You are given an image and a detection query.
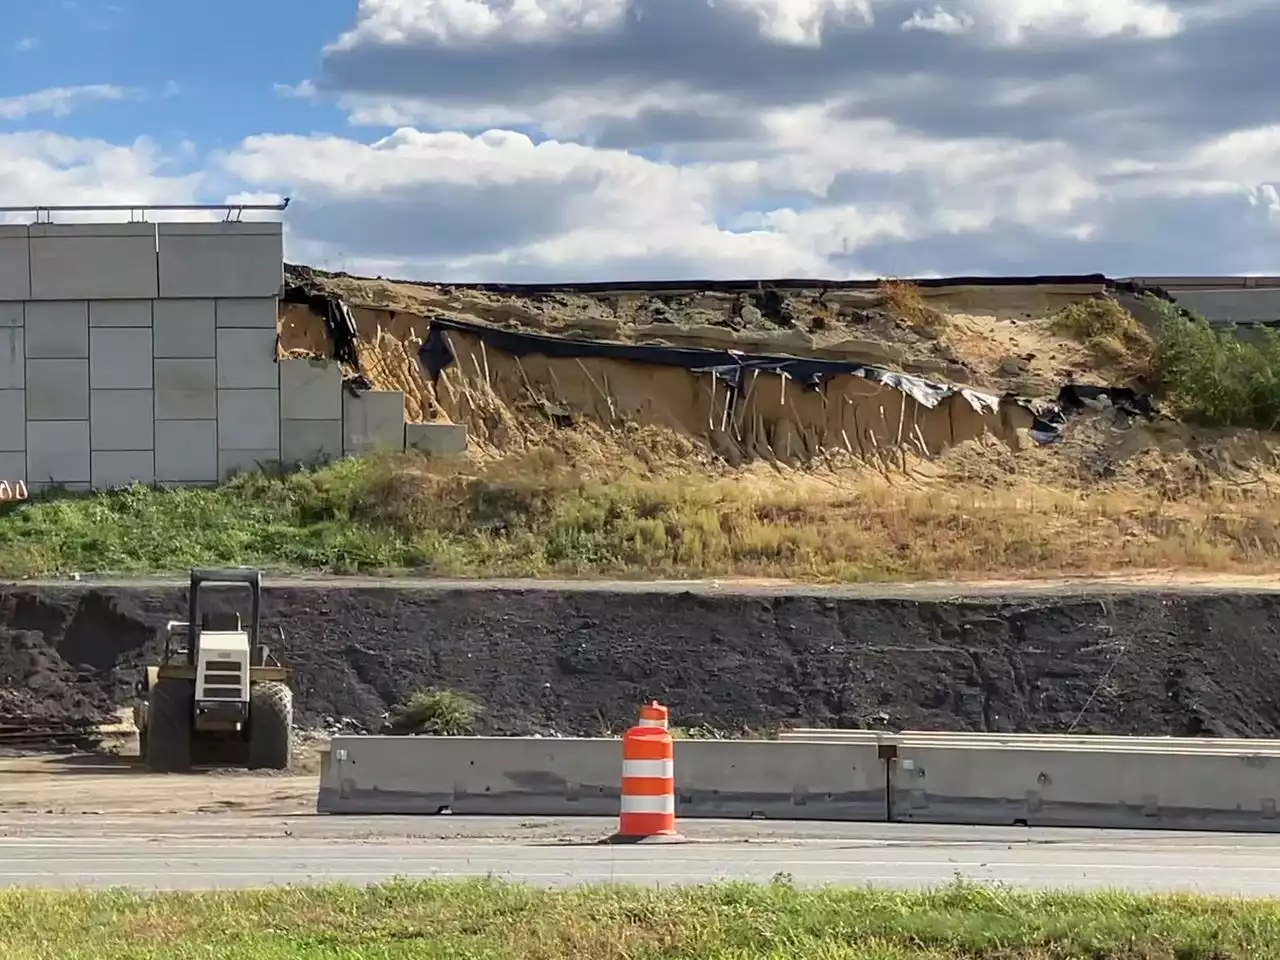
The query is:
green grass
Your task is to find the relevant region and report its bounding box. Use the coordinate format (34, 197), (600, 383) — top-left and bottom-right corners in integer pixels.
(1, 878), (1277, 959)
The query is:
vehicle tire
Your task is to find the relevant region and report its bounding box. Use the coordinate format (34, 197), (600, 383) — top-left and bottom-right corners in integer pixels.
(247, 681), (293, 771)
(145, 679), (194, 773)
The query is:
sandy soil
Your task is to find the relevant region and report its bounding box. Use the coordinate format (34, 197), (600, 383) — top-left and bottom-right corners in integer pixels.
(0, 752), (318, 817)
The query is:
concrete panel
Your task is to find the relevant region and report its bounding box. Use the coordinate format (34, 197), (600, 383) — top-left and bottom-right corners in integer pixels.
(26, 359), (88, 420)
(158, 222), (283, 299)
(90, 328), (152, 389)
(0, 226), (30, 300)
(218, 388), (279, 450)
(281, 419), (343, 465)
(343, 390), (405, 454)
(153, 299), (215, 358)
(0, 330), (21, 389)
(0, 390), (23, 451)
(279, 359), (341, 420)
(891, 744), (1280, 832)
(216, 328), (279, 389)
(155, 419), (217, 483)
(0, 451), (24, 485)
(89, 300), (152, 327)
(0, 303), (22, 327)
(91, 450), (154, 490)
(24, 301), (87, 358)
(219, 449), (281, 480)
(154, 358), (216, 420)
(216, 297), (278, 328)
(29, 223), (158, 300)
(317, 736), (887, 821)
(1173, 289), (1280, 325)
(27, 420), (89, 484)
(405, 422), (468, 455)
(91, 389), (154, 451)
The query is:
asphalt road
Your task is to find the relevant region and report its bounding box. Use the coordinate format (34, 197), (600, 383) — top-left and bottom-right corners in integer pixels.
(6, 817), (1280, 894)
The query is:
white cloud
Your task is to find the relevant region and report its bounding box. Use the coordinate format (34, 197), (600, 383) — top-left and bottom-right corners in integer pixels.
(901, 7), (974, 34)
(0, 0), (1277, 281)
(0, 133), (204, 222)
(0, 85), (135, 121)
(14, 37), (38, 52)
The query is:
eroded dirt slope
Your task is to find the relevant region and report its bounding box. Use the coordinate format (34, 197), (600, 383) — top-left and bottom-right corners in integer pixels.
(5, 582), (1280, 739)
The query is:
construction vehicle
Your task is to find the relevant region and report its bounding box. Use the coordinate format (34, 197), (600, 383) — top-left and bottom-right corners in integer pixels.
(133, 568), (293, 772)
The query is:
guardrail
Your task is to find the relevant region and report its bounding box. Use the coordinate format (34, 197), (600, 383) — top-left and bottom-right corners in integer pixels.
(318, 730), (1280, 832)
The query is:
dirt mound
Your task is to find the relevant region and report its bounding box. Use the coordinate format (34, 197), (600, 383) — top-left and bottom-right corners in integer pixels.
(6, 582), (1280, 739)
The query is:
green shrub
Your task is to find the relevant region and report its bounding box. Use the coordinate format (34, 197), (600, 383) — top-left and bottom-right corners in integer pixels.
(1148, 296), (1280, 429)
(388, 688), (483, 736)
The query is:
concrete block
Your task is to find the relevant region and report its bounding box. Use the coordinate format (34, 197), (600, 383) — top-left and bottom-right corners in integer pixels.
(218, 388), (279, 450)
(343, 390), (405, 454)
(26, 359), (88, 420)
(0, 226), (30, 300)
(216, 328), (279, 389)
(155, 419), (217, 483)
(91, 389), (154, 450)
(891, 743), (1280, 832)
(317, 736), (889, 821)
(281, 419), (343, 465)
(27, 420), (90, 484)
(0, 451), (24, 485)
(91, 450), (154, 489)
(24, 301), (87, 358)
(90, 327), (153, 389)
(0, 329), (22, 389)
(0, 303), (22, 327)
(405, 422), (468, 455)
(279, 359), (341, 420)
(216, 297), (278, 328)
(157, 222), (283, 299)
(218, 449), (281, 480)
(154, 358), (216, 420)
(89, 300), (152, 327)
(29, 223), (158, 300)
(0, 390), (23, 451)
(153, 299), (215, 358)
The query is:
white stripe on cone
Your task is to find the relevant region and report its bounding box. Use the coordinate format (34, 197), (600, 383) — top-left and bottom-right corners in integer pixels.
(620, 793), (676, 814)
(621, 759), (674, 778)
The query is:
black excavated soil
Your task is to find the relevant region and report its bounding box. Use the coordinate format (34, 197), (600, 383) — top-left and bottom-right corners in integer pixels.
(3, 582), (1280, 738)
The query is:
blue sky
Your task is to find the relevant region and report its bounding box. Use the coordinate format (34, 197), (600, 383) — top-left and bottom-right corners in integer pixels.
(0, 0), (1277, 282)
(0, 0), (353, 149)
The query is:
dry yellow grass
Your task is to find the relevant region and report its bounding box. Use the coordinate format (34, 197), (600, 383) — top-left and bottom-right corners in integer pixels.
(6, 417), (1280, 581)
(878, 279), (950, 337)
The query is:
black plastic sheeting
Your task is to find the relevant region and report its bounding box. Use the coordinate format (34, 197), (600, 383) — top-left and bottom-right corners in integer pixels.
(281, 284), (361, 369)
(285, 261), (1118, 298)
(419, 315), (1002, 412)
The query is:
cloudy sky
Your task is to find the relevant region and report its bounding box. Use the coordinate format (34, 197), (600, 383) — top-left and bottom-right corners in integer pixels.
(1, 0), (1278, 282)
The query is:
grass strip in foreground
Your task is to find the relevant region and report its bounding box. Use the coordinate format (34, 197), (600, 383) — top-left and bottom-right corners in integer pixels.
(2, 878), (1279, 959)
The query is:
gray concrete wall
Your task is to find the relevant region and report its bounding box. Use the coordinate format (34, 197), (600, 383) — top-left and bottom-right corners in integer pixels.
(318, 735), (887, 820)
(0, 220), (466, 490)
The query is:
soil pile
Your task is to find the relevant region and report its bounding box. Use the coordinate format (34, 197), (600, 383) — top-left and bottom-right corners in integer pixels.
(5, 582), (1280, 739)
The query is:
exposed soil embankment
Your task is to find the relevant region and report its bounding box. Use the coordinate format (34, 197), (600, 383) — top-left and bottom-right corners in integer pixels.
(5, 582), (1280, 739)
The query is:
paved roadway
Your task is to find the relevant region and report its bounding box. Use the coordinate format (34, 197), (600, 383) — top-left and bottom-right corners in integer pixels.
(5, 816), (1280, 894)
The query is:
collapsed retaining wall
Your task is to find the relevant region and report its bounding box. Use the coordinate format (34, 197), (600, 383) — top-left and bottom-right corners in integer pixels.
(3, 582), (1280, 739)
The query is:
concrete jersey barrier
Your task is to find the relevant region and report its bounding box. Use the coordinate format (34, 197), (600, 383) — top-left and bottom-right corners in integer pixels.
(318, 736), (887, 820)
(318, 733), (1280, 832)
(891, 743), (1280, 831)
